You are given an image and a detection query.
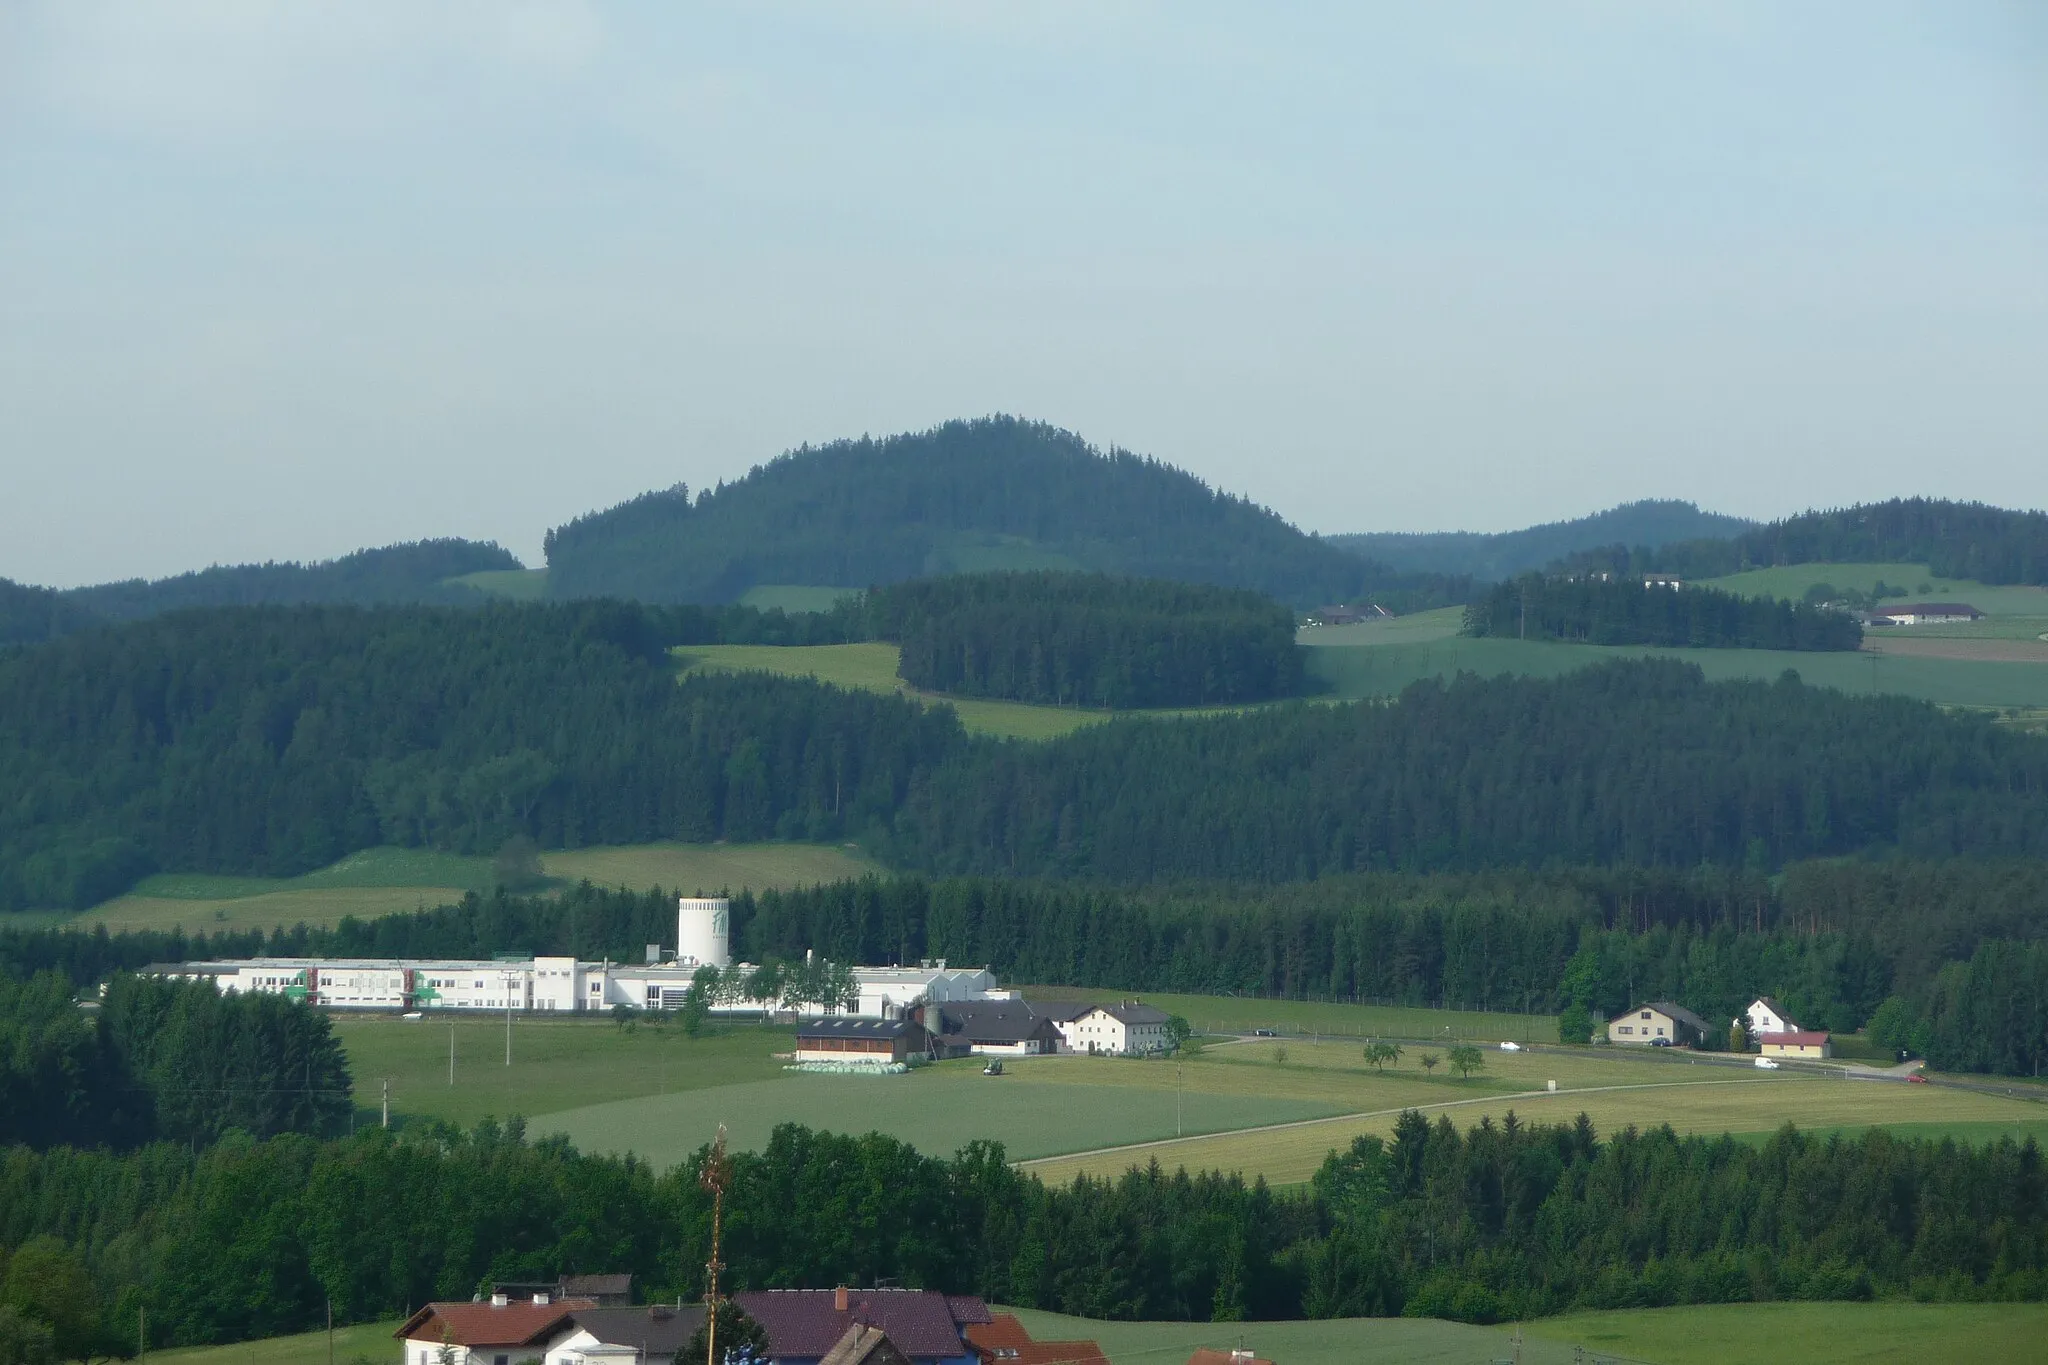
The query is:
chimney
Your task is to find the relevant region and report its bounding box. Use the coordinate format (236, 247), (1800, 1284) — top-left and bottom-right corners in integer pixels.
(490, 1292), (508, 1307)
(834, 1285), (849, 1313)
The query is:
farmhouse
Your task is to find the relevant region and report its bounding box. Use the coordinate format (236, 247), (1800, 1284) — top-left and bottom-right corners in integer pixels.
(1864, 602), (1984, 626)
(967, 1313), (1110, 1365)
(493, 1274), (635, 1309)
(1744, 997), (1803, 1036)
(396, 1292), (594, 1365)
(921, 1001), (1063, 1057)
(1027, 1000), (1098, 1052)
(1068, 1002), (1173, 1055)
(794, 1016), (932, 1065)
(1759, 1030), (1833, 1060)
(1606, 1001), (1707, 1047)
(735, 1287), (990, 1365)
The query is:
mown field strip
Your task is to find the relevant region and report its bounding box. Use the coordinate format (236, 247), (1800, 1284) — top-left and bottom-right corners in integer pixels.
(1017, 1077), (1766, 1174)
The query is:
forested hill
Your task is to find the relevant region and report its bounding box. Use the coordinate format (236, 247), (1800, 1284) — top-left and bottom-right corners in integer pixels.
(542, 416), (1456, 609)
(5, 602), (2047, 908)
(1331, 499), (1753, 581)
(1556, 497), (2048, 585)
(0, 539), (521, 645)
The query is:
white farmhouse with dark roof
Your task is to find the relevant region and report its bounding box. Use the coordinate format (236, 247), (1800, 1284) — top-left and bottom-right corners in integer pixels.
(1068, 1002), (1172, 1055)
(1744, 997), (1803, 1036)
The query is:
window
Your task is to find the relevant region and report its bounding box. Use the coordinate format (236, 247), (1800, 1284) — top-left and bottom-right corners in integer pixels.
(1656, 1027), (1666, 1035)
(1618, 1026), (1633, 1035)
(1640, 1011), (1652, 1020)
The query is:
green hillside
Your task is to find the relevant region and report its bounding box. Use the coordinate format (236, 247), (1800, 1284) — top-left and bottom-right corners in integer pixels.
(541, 416), (1452, 608)
(1332, 498), (1752, 581)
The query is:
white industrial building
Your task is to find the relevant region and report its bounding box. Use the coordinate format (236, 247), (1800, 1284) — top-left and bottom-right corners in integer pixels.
(145, 897), (1014, 1021)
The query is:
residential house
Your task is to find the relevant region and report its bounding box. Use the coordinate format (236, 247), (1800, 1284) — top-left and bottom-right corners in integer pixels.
(1068, 1002), (1172, 1055)
(922, 1001), (1063, 1058)
(734, 1288), (989, 1365)
(395, 1293), (594, 1365)
(967, 1313), (1109, 1365)
(794, 1017), (933, 1065)
(1759, 1030), (1833, 1060)
(1743, 998), (1802, 1037)
(1606, 1002), (1707, 1047)
(540, 1304), (702, 1364)
(1027, 1000), (1098, 1053)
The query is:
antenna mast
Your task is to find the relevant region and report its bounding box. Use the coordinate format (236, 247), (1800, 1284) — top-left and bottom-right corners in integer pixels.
(702, 1124), (731, 1365)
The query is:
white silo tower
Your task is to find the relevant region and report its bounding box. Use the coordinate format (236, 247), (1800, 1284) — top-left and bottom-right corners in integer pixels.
(677, 897), (731, 968)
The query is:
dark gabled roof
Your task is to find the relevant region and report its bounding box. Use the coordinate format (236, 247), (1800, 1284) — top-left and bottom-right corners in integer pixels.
(796, 1016), (921, 1040)
(561, 1272), (633, 1299)
(1644, 1001), (1709, 1033)
(1099, 1003), (1170, 1026)
(735, 1289), (988, 1359)
(559, 1304), (704, 1353)
(1027, 1000), (1097, 1023)
(931, 1001), (1057, 1044)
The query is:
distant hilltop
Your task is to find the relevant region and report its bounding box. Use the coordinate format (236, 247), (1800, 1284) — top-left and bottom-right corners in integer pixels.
(1329, 500), (1755, 582)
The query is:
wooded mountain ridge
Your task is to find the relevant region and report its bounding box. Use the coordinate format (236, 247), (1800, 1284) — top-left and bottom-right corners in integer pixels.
(1331, 499), (1754, 581)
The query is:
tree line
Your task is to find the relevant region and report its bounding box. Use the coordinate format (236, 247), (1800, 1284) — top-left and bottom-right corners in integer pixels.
(541, 416), (1463, 610)
(1554, 497), (2048, 587)
(0, 972), (351, 1152)
(867, 571), (1302, 707)
(1, 1115), (2042, 1356)
(5, 601), (2048, 906)
(1463, 574), (1861, 650)
(9, 851), (2045, 1074)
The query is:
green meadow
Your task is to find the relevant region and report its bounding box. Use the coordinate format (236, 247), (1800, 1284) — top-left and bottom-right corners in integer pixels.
(446, 566), (550, 600)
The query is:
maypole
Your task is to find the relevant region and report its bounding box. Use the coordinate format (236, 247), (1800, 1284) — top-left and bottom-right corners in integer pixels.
(702, 1125), (731, 1365)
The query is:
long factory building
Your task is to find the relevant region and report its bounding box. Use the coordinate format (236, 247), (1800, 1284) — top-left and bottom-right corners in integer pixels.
(144, 896), (1010, 1019)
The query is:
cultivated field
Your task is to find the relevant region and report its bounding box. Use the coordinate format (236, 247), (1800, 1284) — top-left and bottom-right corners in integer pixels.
(1006, 1307), (1584, 1365)
(675, 642), (1116, 739)
(71, 840), (878, 933)
(1699, 562), (2048, 618)
(339, 1013), (2048, 1190)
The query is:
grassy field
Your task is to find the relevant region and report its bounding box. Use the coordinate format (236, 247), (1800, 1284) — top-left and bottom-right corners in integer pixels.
(145, 1319), (403, 1365)
(71, 840), (879, 933)
(737, 583), (857, 613)
(676, 642), (1115, 739)
(1304, 631), (2048, 709)
(447, 566), (550, 600)
(1699, 562), (2048, 617)
(1006, 1307), (1584, 1365)
(1020, 986), (1558, 1043)
(1525, 1301), (2048, 1365)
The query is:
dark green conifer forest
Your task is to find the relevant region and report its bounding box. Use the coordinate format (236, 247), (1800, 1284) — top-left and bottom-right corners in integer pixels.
(869, 571), (1302, 706)
(1463, 574), (1862, 650)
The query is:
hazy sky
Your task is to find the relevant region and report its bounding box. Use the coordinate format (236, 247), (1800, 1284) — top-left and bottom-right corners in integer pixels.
(3, 3), (2045, 586)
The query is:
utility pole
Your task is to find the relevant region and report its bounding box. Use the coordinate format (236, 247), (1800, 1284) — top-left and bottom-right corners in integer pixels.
(327, 1297), (334, 1365)
(449, 1020), (455, 1087)
(138, 1305), (146, 1363)
(702, 1126), (731, 1365)
(381, 1079), (390, 1130)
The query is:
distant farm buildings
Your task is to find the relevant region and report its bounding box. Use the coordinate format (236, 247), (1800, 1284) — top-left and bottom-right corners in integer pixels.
(1862, 602), (1984, 626)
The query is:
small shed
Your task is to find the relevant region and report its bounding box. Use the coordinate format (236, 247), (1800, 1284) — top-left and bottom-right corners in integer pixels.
(1759, 1030), (1833, 1060)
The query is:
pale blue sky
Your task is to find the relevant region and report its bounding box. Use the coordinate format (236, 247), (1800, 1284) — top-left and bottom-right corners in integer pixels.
(2, 3), (2044, 585)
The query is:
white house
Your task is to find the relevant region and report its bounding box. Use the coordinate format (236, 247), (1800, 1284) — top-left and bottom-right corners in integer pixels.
(1606, 1002), (1708, 1047)
(1067, 1002), (1172, 1055)
(1744, 997), (1803, 1036)
(538, 1305), (702, 1365)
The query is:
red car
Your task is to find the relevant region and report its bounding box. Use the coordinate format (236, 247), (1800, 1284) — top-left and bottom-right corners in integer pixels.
(1906, 1073), (1930, 1084)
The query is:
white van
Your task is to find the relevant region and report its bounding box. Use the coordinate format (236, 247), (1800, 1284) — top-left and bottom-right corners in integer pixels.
(1754, 1056), (1780, 1070)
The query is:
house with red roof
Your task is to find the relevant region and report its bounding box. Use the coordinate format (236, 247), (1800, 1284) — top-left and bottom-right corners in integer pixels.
(967, 1313), (1110, 1365)
(395, 1292), (594, 1365)
(1759, 1030), (1833, 1060)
